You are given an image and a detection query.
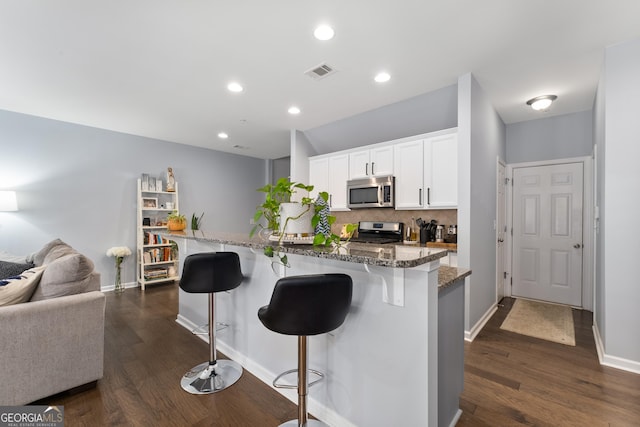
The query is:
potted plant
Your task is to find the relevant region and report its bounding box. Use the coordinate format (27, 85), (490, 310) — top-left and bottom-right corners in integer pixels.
(191, 212), (204, 230)
(167, 211), (187, 231)
(250, 177), (315, 240)
(250, 178), (357, 266)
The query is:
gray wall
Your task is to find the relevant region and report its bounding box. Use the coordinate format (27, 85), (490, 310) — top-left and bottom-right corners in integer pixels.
(0, 109), (266, 290)
(595, 38), (640, 364)
(303, 84), (458, 154)
(458, 73), (507, 334)
(506, 110), (593, 163)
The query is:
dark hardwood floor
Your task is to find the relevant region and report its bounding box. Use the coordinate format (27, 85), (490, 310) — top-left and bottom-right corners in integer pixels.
(458, 297), (640, 427)
(37, 282), (297, 426)
(38, 286), (640, 426)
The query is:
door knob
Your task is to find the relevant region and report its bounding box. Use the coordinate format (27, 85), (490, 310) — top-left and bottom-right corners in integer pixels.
(573, 243), (582, 248)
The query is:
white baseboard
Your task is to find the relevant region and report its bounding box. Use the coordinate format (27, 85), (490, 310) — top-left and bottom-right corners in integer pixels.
(448, 409), (462, 427)
(465, 305), (498, 342)
(592, 324), (640, 375)
(175, 315), (358, 427)
(101, 281), (137, 292)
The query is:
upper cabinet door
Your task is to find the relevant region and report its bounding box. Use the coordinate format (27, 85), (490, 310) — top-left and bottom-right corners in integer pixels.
(328, 154), (349, 210)
(348, 150), (370, 179)
(424, 133), (458, 208)
(309, 157), (329, 200)
(370, 146), (394, 177)
(393, 139), (424, 209)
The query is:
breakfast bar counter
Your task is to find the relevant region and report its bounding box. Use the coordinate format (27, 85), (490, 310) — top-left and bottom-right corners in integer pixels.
(164, 230), (469, 427)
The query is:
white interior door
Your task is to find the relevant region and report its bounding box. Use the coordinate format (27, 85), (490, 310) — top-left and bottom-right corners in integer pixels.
(496, 160), (506, 303)
(512, 163), (583, 307)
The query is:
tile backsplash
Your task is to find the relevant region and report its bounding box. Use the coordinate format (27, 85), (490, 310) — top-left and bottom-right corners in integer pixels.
(332, 208), (457, 236)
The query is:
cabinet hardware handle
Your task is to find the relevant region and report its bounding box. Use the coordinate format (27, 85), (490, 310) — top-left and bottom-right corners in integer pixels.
(329, 194), (332, 207)
(427, 188), (431, 205)
(365, 163), (369, 176)
(419, 188), (422, 205)
(371, 162), (375, 175)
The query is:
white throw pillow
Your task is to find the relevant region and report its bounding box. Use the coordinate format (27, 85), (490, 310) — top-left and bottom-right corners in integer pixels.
(0, 266), (46, 306)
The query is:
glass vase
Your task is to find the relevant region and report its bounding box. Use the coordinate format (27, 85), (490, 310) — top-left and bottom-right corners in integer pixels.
(114, 257), (124, 294)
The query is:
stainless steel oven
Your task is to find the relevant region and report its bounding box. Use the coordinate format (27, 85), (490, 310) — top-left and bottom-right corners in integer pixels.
(347, 175), (394, 209)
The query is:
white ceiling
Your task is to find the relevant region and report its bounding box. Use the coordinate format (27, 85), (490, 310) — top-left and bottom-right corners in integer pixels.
(1, 1), (639, 159)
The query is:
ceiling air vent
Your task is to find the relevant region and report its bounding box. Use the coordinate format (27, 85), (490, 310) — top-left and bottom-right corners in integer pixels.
(304, 63), (337, 80)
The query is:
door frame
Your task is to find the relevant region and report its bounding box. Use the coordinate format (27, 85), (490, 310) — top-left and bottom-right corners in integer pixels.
(506, 156), (594, 310)
(496, 157), (507, 304)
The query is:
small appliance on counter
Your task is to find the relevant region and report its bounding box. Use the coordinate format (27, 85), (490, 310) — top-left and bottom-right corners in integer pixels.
(445, 224), (457, 243)
(349, 221), (404, 244)
(435, 225), (445, 242)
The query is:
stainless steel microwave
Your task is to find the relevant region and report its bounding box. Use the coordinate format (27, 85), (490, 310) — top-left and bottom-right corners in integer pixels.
(347, 176), (395, 208)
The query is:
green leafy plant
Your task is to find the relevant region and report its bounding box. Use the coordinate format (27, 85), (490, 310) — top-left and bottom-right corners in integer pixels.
(191, 212), (204, 230)
(167, 211), (187, 231)
(250, 179), (357, 267)
(249, 177), (314, 238)
(167, 211), (186, 222)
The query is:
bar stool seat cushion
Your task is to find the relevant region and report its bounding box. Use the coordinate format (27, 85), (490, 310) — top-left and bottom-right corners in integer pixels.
(179, 252), (242, 294)
(258, 273), (352, 336)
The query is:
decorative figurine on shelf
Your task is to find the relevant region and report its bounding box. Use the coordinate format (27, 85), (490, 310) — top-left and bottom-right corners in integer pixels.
(106, 246), (132, 294)
(167, 167), (176, 192)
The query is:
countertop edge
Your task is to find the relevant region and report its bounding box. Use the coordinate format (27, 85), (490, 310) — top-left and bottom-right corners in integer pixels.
(438, 266), (472, 290)
(161, 230), (449, 268)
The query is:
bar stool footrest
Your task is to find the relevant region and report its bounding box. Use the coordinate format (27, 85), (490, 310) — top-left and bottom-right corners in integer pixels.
(191, 322), (230, 336)
(272, 368), (324, 389)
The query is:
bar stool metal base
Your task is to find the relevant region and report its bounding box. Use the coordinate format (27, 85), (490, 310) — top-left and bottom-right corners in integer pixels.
(180, 360), (242, 394)
(279, 419), (328, 427)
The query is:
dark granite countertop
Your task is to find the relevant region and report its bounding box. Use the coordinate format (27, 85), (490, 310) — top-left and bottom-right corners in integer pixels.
(162, 230), (448, 268)
(438, 266), (472, 290)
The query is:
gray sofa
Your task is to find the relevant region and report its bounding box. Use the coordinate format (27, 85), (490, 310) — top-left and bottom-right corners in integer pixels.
(0, 239), (106, 405)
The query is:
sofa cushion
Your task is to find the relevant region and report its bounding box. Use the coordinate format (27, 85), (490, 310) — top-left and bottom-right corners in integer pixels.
(30, 253), (95, 301)
(0, 260), (34, 280)
(0, 266), (46, 306)
(33, 239), (68, 266)
(42, 243), (76, 266)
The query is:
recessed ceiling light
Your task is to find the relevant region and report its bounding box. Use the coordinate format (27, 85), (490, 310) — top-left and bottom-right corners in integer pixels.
(314, 25), (335, 41)
(526, 94), (557, 111)
(288, 106), (301, 115)
(227, 82), (243, 93)
(374, 72), (391, 83)
(218, 132), (228, 139)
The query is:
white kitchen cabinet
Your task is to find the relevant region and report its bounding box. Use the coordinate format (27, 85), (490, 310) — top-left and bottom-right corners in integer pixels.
(424, 133), (458, 208)
(348, 146), (394, 179)
(393, 139), (424, 209)
(349, 150), (370, 179)
(309, 157), (329, 200)
(328, 154), (349, 210)
(309, 154), (349, 210)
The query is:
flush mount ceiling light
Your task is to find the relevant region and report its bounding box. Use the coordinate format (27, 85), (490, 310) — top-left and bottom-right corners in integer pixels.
(218, 132), (228, 139)
(313, 25), (335, 41)
(227, 82), (243, 93)
(526, 95), (557, 111)
(288, 106), (301, 115)
(374, 72), (391, 83)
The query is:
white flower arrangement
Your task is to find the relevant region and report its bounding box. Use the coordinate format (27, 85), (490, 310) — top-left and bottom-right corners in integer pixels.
(107, 246), (132, 258)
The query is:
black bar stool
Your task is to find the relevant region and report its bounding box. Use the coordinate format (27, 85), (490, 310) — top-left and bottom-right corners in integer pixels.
(179, 252), (243, 394)
(258, 274), (353, 427)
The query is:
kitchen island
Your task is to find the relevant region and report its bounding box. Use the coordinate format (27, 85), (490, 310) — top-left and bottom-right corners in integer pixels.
(164, 230), (470, 427)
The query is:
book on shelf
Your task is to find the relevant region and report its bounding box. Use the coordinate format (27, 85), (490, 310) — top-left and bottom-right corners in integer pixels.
(144, 247), (173, 263)
(145, 232), (170, 245)
(144, 268), (168, 280)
